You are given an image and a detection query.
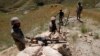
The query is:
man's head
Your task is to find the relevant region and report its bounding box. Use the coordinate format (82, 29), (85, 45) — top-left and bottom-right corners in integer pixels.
(11, 17), (20, 27)
(60, 10), (62, 12)
(78, 2), (81, 6)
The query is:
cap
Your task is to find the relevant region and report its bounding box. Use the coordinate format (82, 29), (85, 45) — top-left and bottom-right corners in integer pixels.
(51, 16), (56, 20)
(10, 17), (20, 25)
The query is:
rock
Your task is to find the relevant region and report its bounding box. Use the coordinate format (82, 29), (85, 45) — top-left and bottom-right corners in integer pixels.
(58, 44), (72, 56)
(52, 44), (64, 50)
(66, 29), (70, 33)
(87, 37), (93, 43)
(88, 32), (93, 36)
(17, 46), (41, 56)
(42, 46), (62, 56)
(17, 52), (29, 56)
(23, 10), (29, 14)
(35, 31), (51, 38)
(78, 34), (82, 38)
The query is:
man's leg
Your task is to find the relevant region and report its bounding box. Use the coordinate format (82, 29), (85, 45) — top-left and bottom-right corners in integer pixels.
(58, 24), (61, 34)
(59, 18), (63, 25)
(77, 13), (83, 23)
(61, 18), (63, 26)
(77, 12), (79, 20)
(15, 42), (25, 51)
(79, 13), (83, 23)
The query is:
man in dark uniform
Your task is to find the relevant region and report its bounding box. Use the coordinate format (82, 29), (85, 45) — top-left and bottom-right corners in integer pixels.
(76, 2), (83, 23)
(59, 10), (64, 26)
(11, 17), (26, 51)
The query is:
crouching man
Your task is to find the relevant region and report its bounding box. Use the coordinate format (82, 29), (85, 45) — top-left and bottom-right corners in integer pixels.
(11, 17), (26, 51)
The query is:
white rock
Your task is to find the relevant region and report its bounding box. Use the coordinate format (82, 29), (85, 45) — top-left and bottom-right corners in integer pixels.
(88, 32), (93, 36)
(41, 54), (46, 56)
(23, 11), (29, 14)
(78, 34), (82, 38)
(42, 46), (62, 56)
(17, 52), (29, 56)
(17, 46), (41, 56)
(66, 30), (70, 33)
(52, 44), (63, 50)
(38, 41), (44, 45)
(35, 31), (51, 38)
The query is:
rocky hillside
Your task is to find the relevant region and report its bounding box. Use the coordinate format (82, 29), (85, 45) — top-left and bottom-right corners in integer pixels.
(0, 0), (100, 56)
(0, 0), (34, 12)
(0, 16), (100, 56)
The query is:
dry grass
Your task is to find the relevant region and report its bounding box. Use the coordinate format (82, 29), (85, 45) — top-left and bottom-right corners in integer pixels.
(82, 9), (100, 21)
(94, 33), (100, 39)
(66, 6), (100, 22)
(80, 24), (88, 33)
(0, 4), (63, 51)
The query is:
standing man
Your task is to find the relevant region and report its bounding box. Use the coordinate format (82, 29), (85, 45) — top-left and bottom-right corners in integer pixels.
(49, 16), (57, 39)
(58, 10), (64, 33)
(59, 10), (64, 26)
(76, 2), (83, 23)
(11, 17), (26, 51)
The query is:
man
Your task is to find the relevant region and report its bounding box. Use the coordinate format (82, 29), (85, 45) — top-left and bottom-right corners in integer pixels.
(11, 17), (25, 51)
(49, 16), (57, 33)
(76, 2), (83, 23)
(49, 16), (57, 38)
(59, 10), (64, 26)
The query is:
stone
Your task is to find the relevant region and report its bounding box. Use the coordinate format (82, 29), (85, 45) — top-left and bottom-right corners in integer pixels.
(42, 46), (62, 56)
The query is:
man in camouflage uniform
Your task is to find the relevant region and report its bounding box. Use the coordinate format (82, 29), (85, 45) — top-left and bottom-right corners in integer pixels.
(11, 17), (25, 51)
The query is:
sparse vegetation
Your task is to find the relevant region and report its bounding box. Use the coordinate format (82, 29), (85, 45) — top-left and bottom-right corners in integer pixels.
(94, 33), (100, 39)
(80, 24), (88, 33)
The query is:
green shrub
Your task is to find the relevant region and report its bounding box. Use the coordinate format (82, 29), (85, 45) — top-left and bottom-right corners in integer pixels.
(94, 33), (99, 39)
(80, 24), (88, 33)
